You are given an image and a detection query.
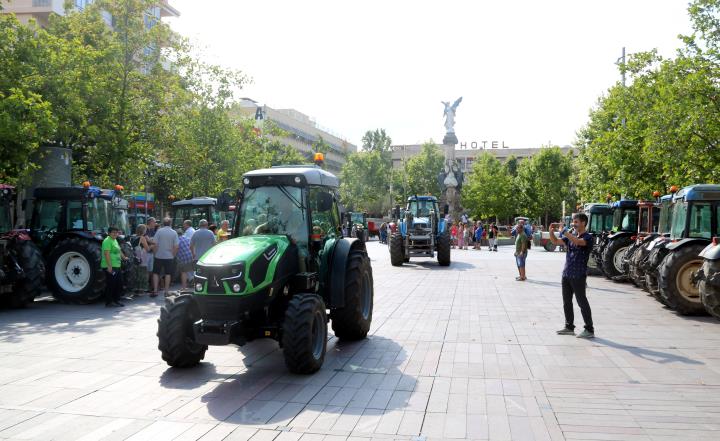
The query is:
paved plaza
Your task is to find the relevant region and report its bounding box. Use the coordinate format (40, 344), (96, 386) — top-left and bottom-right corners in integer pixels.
(1, 242), (720, 441)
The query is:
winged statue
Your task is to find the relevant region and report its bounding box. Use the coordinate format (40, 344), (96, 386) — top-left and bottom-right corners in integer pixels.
(442, 97), (463, 133)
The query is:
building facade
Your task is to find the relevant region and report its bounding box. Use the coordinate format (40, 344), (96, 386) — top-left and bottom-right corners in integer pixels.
(0, 0), (179, 27)
(392, 144), (576, 174)
(233, 99), (354, 175)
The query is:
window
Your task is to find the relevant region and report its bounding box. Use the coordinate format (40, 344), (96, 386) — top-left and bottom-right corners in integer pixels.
(670, 203), (687, 239)
(658, 200), (672, 234)
(639, 207), (649, 234)
(238, 186), (307, 245)
(66, 200), (84, 230)
(87, 198), (111, 233)
(309, 187), (340, 240)
(688, 202), (712, 239)
(0, 201), (11, 233)
(32, 200), (62, 231)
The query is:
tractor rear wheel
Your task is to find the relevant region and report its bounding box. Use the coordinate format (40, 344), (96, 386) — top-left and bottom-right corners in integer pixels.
(4, 240), (44, 308)
(601, 236), (633, 279)
(389, 233), (404, 266)
(437, 232), (451, 266)
(283, 294), (327, 374)
(699, 260), (720, 320)
(47, 237), (105, 304)
(332, 251), (373, 340)
(157, 294), (207, 367)
(658, 244), (706, 315)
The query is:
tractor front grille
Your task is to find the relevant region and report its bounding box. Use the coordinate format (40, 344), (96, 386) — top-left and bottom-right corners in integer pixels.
(196, 263), (244, 294)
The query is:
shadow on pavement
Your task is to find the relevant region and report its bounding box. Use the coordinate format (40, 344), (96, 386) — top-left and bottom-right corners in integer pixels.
(592, 337), (703, 365)
(404, 260), (475, 271)
(159, 335), (417, 423)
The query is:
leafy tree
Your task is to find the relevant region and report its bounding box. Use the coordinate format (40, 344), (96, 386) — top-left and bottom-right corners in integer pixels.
(516, 147), (575, 226)
(463, 152), (514, 222)
(361, 128), (392, 154)
(404, 142), (444, 196)
(339, 150), (391, 214)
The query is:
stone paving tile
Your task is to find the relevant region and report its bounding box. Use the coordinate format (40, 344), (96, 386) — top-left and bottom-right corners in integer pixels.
(3, 243), (720, 440)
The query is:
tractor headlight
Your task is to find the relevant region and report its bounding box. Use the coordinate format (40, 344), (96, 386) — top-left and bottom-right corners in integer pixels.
(195, 282), (203, 292)
(232, 283), (242, 293)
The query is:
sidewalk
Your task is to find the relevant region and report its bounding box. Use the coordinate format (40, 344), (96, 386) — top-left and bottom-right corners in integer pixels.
(1, 242), (719, 440)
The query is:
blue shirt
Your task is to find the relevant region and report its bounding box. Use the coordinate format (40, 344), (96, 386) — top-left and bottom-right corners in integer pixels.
(562, 231), (593, 278)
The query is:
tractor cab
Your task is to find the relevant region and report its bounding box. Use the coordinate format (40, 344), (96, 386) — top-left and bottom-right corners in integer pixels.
(610, 200), (639, 233)
(583, 203), (613, 236)
(172, 196), (235, 230)
(160, 162), (374, 375)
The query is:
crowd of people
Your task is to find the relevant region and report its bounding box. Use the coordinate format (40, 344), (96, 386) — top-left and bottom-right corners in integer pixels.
(101, 217), (231, 307)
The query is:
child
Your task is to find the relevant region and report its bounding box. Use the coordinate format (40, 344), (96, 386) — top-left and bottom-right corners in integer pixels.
(474, 223), (483, 250)
(457, 224), (465, 249)
(450, 222), (458, 249)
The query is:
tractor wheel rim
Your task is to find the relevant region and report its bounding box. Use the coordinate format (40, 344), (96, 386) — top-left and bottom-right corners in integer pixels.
(676, 259), (702, 302)
(311, 310), (325, 360)
(613, 246), (629, 273)
(55, 252), (91, 293)
(361, 271), (371, 320)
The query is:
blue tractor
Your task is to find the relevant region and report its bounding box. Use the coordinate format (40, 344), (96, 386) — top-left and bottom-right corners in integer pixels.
(389, 196), (450, 266)
(656, 185), (720, 315)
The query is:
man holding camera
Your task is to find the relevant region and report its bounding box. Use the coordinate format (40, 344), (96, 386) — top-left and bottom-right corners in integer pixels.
(548, 213), (595, 338)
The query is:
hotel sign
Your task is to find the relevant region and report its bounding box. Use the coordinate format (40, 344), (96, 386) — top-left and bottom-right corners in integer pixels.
(458, 141), (510, 149)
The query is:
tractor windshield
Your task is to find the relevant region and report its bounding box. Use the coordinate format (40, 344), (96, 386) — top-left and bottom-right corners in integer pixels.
(408, 199), (435, 217)
(351, 212), (364, 225)
(612, 208), (637, 232)
(87, 198), (112, 233)
(0, 201), (11, 232)
(238, 186), (307, 244)
(113, 208), (131, 236)
(657, 200), (672, 234)
(173, 206), (213, 229)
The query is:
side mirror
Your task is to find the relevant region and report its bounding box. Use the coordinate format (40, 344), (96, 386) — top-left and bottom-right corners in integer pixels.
(316, 192), (333, 212)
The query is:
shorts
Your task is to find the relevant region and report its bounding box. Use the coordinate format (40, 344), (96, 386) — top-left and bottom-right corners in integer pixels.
(152, 258), (176, 276)
(177, 260), (194, 273)
(515, 253), (527, 268)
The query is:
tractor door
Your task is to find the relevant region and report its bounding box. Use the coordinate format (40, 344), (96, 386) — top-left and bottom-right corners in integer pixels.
(30, 199), (64, 250)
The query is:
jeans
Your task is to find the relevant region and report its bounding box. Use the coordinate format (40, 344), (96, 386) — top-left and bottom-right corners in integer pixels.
(515, 252), (527, 267)
(562, 276), (593, 332)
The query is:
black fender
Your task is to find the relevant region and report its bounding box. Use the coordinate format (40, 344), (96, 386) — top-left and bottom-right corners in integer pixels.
(328, 237), (365, 309)
(44, 231), (101, 254)
(665, 237), (711, 252)
(700, 243), (720, 261)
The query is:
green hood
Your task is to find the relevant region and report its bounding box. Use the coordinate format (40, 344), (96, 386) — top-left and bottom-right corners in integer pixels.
(199, 235), (289, 265)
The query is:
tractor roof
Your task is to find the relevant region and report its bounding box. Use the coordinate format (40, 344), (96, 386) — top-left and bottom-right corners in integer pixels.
(406, 195), (438, 202)
(582, 203), (611, 213)
(34, 186), (102, 200)
(673, 184), (720, 202)
(660, 194), (673, 202)
(243, 165), (339, 188)
(611, 200), (638, 209)
(172, 197), (217, 207)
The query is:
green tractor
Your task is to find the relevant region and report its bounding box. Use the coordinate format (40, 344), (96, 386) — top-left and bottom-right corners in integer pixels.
(346, 211), (368, 243)
(157, 164), (374, 374)
(656, 185), (720, 314)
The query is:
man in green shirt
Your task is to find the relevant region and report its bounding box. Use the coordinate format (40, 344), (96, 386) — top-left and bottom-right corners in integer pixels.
(102, 226), (127, 307)
(514, 222), (529, 281)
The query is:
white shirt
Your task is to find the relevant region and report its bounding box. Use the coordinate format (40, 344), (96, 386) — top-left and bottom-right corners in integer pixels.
(184, 226), (196, 239)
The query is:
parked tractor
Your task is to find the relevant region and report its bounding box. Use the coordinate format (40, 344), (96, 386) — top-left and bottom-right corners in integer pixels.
(171, 193), (235, 230)
(655, 185), (720, 315)
(623, 198), (662, 287)
(29, 185), (136, 304)
(581, 203), (613, 276)
(0, 185), (45, 308)
(346, 211), (367, 242)
(157, 162), (374, 374)
(698, 239), (720, 320)
(388, 195), (450, 266)
(594, 200), (639, 279)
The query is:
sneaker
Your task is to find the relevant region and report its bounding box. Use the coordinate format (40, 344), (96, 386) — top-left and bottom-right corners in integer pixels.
(556, 327), (575, 335)
(576, 329), (595, 339)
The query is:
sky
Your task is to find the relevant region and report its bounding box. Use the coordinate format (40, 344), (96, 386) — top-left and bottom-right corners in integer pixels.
(167, 0), (693, 150)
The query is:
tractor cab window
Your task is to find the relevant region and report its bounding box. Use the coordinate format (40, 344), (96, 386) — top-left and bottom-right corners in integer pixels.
(112, 208), (131, 236)
(173, 207), (211, 229)
(408, 200), (433, 217)
(670, 202), (688, 239)
(639, 208), (649, 233)
(689, 202), (712, 239)
(32, 200), (62, 232)
(658, 201), (673, 234)
(0, 201), (12, 232)
(613, 208), (637, 232)
(238, 186), (307, 245)
(87, 197), (111, 233)
(66, 200), (85, 230)
(309, 187), (340, 240)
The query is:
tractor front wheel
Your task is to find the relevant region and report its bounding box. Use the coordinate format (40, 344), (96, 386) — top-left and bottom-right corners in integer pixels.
(283, 294), (327, 374)
(437, 232), (451, 266)
(389, 233), (404, 266)
(658, 244), (706, 315)
(601, 236), (633, 279)
(157, 294), (207, 367)
(332, 251), (373, 340)
(700, 260), (720, 320)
